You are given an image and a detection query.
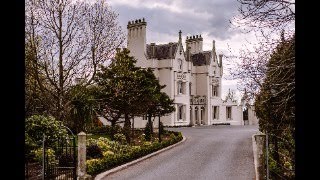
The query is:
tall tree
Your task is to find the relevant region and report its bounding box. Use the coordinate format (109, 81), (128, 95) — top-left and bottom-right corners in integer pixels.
(94, 48), (175, 142)
(25, 0), (124, 120)
(254, 35), (295, 179)
(94, 48), (147, 142)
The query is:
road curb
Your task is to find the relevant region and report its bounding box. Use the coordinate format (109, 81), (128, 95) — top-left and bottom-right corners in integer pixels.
(95, 135), (187, 180)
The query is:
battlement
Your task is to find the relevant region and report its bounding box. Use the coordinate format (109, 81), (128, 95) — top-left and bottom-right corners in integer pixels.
(186, 34), (203, 42)
(127, 18), (147, 29)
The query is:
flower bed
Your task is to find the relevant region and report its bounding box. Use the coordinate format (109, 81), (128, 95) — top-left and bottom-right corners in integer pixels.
(86, 131), (183, 176)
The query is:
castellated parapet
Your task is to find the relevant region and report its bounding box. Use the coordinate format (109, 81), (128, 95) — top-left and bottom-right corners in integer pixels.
(186, 34), (203, 54)
(127, 18), (147, 28)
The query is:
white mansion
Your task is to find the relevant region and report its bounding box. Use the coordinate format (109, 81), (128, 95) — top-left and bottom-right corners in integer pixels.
(124, 18), (258, 128)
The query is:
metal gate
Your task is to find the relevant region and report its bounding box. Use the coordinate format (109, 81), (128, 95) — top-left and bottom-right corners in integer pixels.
(43, 132), (77, 179)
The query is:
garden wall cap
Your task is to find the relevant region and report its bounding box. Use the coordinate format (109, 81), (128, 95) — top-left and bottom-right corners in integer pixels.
(78, 132), (86, 135)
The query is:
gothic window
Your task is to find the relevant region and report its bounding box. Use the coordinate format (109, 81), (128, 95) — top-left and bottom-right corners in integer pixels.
(226, 106), (232, 120)
(178, 105), (185, 121)
(178, 81), (182, 94)
(200, 107), (205, 121)
(189, 83), (192, 95)
(212, 85), (218, 96)
(195, 107), (198, 121)
(213, 106), (219, 119)
(177, 81), (186, 95)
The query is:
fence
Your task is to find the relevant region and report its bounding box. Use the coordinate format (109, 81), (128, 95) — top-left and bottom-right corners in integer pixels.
(25, 131), (92, 180)
(43, 134), (77, 180)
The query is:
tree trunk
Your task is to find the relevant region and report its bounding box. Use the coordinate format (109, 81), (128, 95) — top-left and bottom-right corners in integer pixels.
(110, 120), (116, 141)
(132, 116), (135, 143)
(124, 113), (131, 144)
(147, 113), (153, 134)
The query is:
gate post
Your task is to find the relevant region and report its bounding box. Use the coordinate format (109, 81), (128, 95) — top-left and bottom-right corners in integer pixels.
(77, 132), (92, 180)
(252, 133), (266, 180)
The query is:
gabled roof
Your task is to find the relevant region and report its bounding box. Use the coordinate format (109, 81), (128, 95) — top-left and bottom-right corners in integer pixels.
(191, 51), (212, 66)
(146, 43), (178, 60)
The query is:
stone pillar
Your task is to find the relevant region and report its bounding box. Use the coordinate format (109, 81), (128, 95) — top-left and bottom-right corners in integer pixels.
(252, 133), (266, 180)
(77, 132), (92, 180)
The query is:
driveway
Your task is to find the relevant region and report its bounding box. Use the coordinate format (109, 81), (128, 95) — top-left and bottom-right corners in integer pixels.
(101, 125), (259, 180)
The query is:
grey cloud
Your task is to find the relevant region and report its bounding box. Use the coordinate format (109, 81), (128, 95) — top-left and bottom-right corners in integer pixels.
(111, 0), (241, 42)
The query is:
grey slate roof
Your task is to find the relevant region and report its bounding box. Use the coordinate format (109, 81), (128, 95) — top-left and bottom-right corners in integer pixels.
(146, 43), (178, 60)
(191, 51), (212, 66)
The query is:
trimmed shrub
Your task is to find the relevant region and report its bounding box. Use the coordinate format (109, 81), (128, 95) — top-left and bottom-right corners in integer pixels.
(86, 130), (183, 176)
(114, 133), (126, 145)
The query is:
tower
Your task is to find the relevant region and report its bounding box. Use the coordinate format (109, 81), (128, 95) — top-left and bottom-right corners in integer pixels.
(127, 18), (147, 64)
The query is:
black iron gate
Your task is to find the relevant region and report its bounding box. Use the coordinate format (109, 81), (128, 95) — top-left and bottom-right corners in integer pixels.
(44, 133), (77, 180)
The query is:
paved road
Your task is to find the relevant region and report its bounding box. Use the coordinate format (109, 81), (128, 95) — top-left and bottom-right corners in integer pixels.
(102, 125), (259, 180)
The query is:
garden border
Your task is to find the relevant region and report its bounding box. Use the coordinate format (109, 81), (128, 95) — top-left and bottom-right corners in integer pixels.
(94, 135), (187, 180)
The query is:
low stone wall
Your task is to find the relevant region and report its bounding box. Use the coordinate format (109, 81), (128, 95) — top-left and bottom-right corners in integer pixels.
(252, 133), (266, 180)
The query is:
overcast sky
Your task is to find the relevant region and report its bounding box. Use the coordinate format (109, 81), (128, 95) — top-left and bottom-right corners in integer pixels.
(107, 0), (257, 101)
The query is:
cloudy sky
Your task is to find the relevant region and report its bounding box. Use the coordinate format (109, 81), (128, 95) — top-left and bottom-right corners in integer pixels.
(107, 0), (257, 101)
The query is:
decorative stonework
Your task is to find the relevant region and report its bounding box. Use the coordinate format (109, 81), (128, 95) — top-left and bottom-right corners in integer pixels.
(211, 77), (219, 85)
(176, 72), (186, 80)
(190, 96), (207, 105)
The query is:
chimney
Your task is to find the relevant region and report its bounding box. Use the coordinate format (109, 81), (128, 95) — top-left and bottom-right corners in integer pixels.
(127, 18), (147, 62)
(169, 42), (173, 59)
(185, 34), (203, 54)
(150, 43), (156, 58)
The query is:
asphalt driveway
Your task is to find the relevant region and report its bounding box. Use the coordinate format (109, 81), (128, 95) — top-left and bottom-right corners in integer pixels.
(101, 125), (259, 180)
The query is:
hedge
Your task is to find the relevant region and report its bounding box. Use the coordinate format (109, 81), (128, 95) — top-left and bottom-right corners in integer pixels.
(87, 131), (183, 176)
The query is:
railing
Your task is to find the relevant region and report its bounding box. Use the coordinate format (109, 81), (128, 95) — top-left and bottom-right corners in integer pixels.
(25, 161), (42, 180)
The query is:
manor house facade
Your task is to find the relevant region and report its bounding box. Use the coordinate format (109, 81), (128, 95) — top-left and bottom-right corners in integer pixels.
(125, 18), (258, 128)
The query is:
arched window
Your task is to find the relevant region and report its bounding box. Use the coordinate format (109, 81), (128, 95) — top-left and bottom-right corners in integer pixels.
(177, 81), (183, 94)
(195, 107), (198, 121)
(177, 105), (185, 121)
(200, 107), (205, 121)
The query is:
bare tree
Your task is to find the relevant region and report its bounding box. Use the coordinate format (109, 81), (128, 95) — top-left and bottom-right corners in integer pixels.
(232, 0), (295, 33)
(25, 0), (125, 120)
(227, 0), (295, 102)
